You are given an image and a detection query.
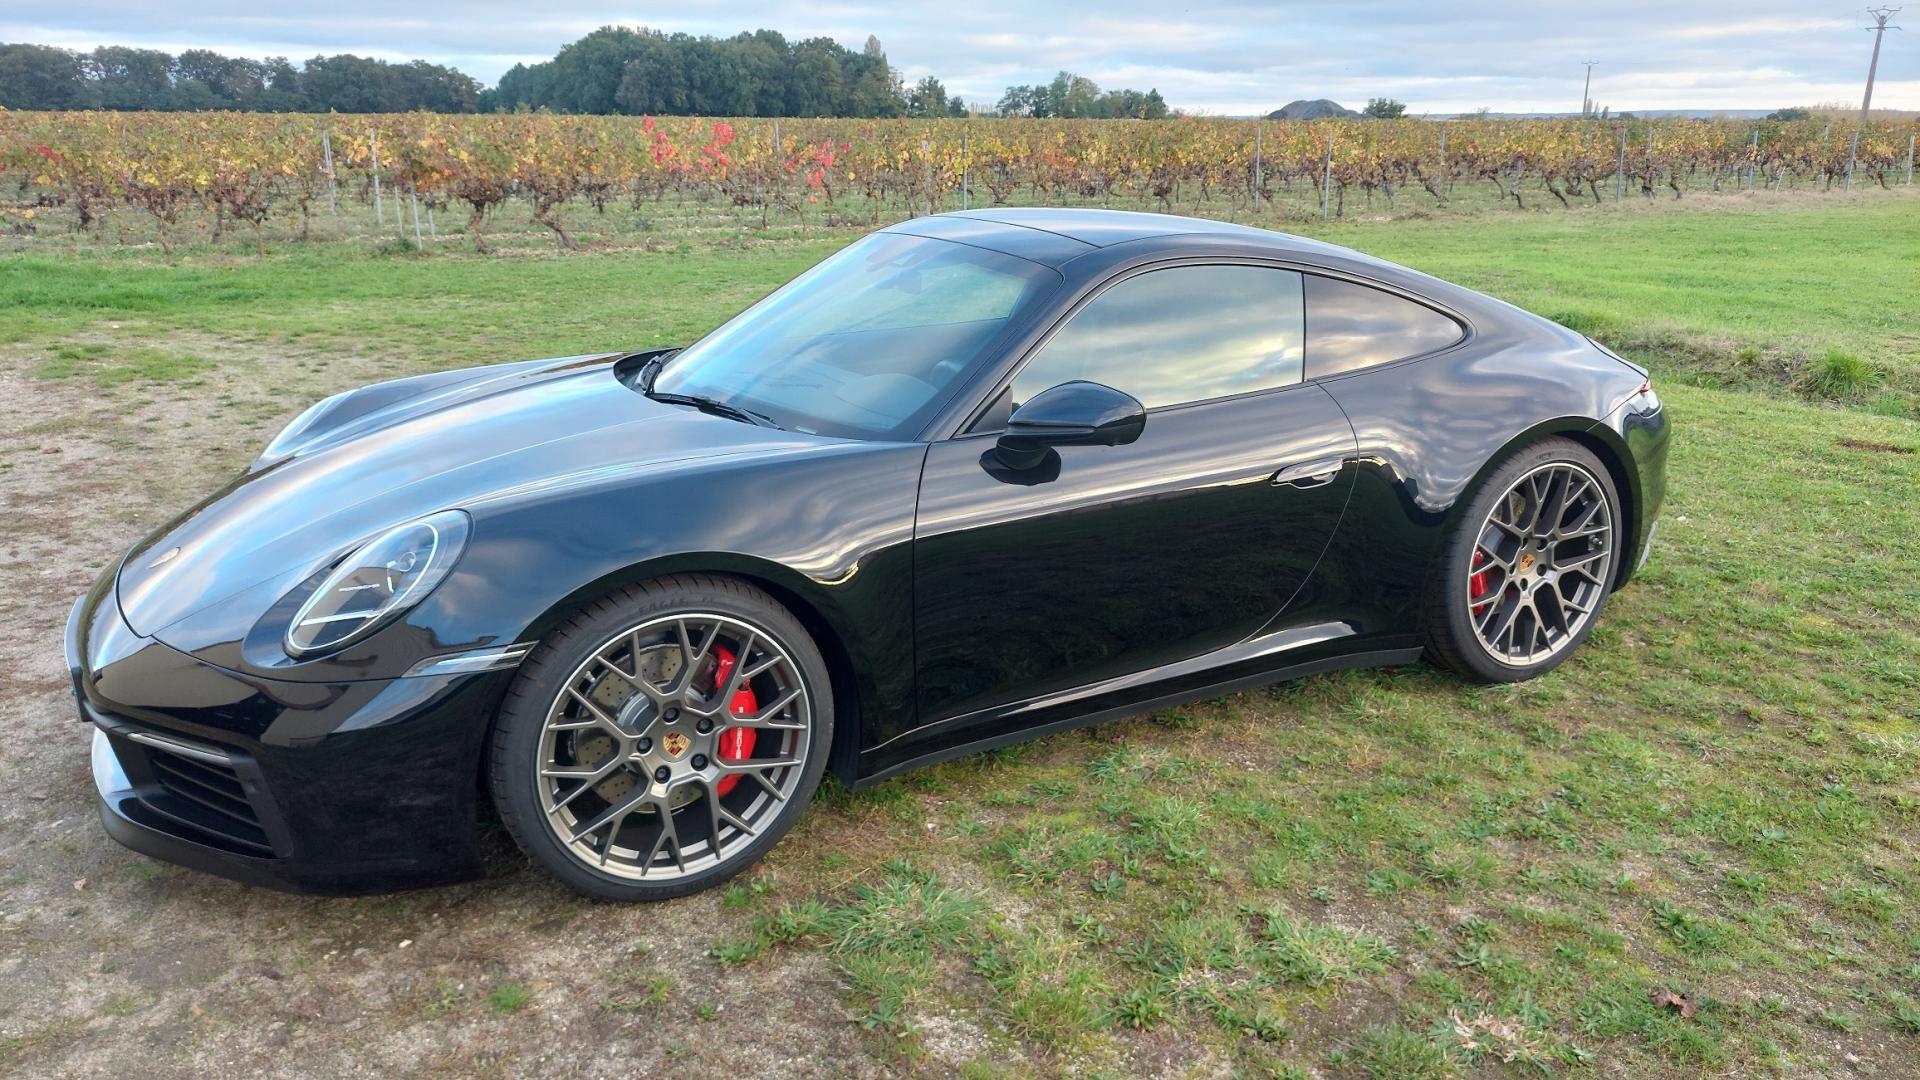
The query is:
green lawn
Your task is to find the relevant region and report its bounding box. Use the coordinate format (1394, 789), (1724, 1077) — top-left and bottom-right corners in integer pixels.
(3, 193), (1918, 1077)
(5, 190), (1914, 414)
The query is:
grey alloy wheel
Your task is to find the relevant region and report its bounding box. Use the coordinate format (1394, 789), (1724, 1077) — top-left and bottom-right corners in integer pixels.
(1464, 460), (1615, 667)
(534, 611), (813, 883)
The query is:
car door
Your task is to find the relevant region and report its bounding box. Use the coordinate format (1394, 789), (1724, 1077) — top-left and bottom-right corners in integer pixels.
(908, 262), (1358, 743)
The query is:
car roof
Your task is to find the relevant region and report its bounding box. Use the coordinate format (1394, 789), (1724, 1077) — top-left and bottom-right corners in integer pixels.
(885, 208), (1370, 270)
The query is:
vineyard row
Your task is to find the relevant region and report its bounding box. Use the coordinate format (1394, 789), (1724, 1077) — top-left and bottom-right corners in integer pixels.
(4, 111), (1916, 253)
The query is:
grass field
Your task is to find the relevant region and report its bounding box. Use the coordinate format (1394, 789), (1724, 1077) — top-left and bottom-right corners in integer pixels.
(2, 191), (1918, 1077)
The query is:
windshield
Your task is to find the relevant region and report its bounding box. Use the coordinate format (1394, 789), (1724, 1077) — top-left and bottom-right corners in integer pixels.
(652, 232), (1060, 440)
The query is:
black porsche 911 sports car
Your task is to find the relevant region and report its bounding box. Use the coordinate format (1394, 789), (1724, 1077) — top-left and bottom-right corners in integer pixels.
(67, 209), (1668, 900)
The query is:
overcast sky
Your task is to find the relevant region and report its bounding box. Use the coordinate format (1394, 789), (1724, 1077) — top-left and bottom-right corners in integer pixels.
(4, 2), (1914, 114)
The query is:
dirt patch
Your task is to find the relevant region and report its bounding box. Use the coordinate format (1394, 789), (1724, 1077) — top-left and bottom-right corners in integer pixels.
(1838, 437), (1914, 454)
(0, 342), (900, 1078)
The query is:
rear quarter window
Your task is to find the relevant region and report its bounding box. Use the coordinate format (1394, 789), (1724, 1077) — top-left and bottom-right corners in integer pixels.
(1305, 275), (1464, 379)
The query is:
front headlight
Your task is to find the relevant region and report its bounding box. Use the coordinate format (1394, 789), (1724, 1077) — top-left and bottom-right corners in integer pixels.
(285, 510), (470, 658)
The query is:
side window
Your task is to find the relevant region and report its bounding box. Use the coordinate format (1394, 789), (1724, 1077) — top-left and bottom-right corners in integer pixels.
(1304, 275), (1464, 379)
(1010, 265), (1305, 411)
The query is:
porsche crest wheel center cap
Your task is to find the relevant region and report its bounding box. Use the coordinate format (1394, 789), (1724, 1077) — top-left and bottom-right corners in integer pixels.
(660, 731), (691, 760)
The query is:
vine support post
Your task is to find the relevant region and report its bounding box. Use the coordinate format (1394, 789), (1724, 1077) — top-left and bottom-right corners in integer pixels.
(757, 121), (768, 229)
(1615, 127), (1627, 201)
(922, 136), (934, 216)
(1845, 130), (1859, 191)
(410, 182), (423, 250)
(770, 121), (780, 226)
(1746, 129), (1757, 192)
(1321, 137), (1333, 219)
(370, 129), (383, 224)
(1252, 123), (1262, 206)
(962, 128), (971, 210)
(1907, 132), (1915, 185)
(1644, 124), (1654, 197)
(1438, 126), (1447, 193)
(321, 128), (338, 214)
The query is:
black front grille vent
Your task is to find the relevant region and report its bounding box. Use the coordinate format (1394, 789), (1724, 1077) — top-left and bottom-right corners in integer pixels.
(129, 733), (275, 855)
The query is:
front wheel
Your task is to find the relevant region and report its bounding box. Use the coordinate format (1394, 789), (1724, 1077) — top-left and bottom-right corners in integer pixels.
(489, 575), (833, 901)
(1424, 438), (1620, 683)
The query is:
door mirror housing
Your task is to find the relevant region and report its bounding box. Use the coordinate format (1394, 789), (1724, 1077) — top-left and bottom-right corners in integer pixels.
(995, 381), (1146, 470)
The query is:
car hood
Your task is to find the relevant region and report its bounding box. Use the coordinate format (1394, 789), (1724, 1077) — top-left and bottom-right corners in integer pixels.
(116, 353), (836, 636)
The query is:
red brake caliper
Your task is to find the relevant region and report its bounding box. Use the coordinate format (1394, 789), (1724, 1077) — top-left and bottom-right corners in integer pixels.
(710, 645), (757, 797)
(1469, 549), (1493, 614)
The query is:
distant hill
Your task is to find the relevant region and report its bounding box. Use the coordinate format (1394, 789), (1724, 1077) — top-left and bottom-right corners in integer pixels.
(1266, 99), (1360, 120)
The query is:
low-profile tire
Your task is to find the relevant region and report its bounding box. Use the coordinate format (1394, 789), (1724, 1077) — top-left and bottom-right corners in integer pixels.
(489, 574), (833, 901)
(1424, 437), (1621, 684)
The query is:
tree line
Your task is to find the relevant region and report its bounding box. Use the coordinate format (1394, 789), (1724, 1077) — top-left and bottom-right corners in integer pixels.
(0, 44), (481, 112)
(1, 27), (1170, 120)
(995, 73), (1169, 119)
(493, 28), (935, 117)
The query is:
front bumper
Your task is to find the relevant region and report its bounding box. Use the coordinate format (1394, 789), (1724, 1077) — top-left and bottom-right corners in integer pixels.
(67, 580), (512, 894)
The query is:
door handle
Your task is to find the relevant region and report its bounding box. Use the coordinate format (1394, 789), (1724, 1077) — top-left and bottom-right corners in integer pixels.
(1271, 456), (1346, 489)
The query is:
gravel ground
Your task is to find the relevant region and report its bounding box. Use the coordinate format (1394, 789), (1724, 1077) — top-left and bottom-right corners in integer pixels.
(0, 347), (953, 1079)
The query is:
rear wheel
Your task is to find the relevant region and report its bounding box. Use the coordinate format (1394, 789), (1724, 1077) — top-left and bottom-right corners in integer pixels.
(489, 575), (832, 901)
(1425, 438), (1620, 683)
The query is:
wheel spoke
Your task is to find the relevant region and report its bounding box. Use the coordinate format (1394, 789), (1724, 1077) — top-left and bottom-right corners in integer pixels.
(731, 686), (807, 728)
(541, 757), (623, 780)
(717, 755), (803, 775)
(1554, 547), (1607, 573)
(1522, 473), (1550, 532)
(719, 632), (757, 699)
(1533, 585), (1567, 634)
(559, 687), (619, 729)
(1487, 513), (1527, 543)
(658, 798), (686, 874)
(1475, 539), (1517, 571)
(1478, 588), (1521, 639)
(1555, 479), (1597, 535)
(568, 786), (649, 843)
(1536, 471), (1570, 538)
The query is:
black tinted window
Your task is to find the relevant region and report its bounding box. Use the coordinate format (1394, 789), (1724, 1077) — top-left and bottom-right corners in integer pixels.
(1012, 265), (1305, 410)
(1305, 275), (1463, 379)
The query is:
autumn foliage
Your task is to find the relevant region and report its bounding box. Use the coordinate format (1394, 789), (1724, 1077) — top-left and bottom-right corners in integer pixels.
(2, 110), (1912, 253)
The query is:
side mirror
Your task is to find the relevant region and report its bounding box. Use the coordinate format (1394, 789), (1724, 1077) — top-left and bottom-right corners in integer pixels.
(995, 381), (1146, 470)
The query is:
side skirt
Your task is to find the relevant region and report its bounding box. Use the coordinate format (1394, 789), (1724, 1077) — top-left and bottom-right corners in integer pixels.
(851, 646), (1424, 789)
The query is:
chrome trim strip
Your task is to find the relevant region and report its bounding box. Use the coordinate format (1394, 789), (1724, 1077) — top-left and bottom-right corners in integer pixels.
(403, 643), (534, 678)
(126, 730), (234, 768)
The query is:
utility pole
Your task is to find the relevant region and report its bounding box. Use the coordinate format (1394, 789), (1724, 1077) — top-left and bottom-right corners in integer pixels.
(1859, 7), (1902, 123)
(1580, 61), (1598, 118)
(1848, 7), (1901, 189)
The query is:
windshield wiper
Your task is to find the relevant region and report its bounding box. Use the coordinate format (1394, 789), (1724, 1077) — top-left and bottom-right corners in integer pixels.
(637, 352), (674, 392)
(645, 390), (781, 429)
